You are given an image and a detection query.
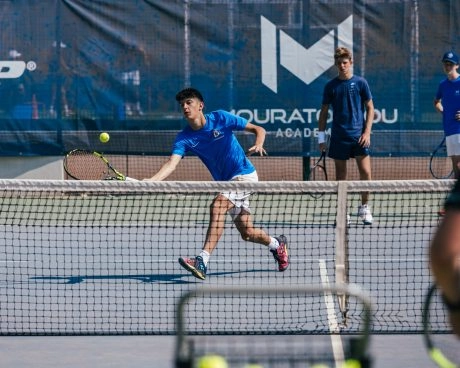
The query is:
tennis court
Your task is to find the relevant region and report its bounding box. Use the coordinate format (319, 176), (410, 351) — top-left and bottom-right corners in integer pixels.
(0, 334), (440, 367)
(0, 179), (454, 366)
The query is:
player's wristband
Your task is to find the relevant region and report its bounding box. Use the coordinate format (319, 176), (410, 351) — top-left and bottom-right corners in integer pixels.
(442, 293), (460, 312)
(317, 131), (326, 144)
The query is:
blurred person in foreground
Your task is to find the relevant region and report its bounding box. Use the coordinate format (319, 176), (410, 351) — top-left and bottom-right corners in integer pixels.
(434, 51), (460, 216)
(144, 87), (289, 280)
(318, 46), (375, 225)
(430, 178), (460, 337)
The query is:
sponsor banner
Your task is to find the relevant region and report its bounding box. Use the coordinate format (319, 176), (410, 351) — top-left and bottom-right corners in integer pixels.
(0, 1), (457, 155)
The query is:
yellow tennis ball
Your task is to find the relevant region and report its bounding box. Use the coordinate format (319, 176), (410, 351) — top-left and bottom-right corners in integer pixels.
(99, 132), (110, 143)
(196, 355), (228, 368)
(342, 359), (361, 368)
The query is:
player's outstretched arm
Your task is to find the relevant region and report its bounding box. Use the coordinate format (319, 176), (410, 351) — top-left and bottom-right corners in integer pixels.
(144, 154), (181, 181)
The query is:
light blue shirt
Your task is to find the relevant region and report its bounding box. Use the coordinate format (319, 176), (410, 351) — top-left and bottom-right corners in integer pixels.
(172, 110), (255, 181)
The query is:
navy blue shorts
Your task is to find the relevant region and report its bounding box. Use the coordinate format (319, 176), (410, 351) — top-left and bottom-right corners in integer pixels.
(328, 136), (370, 160)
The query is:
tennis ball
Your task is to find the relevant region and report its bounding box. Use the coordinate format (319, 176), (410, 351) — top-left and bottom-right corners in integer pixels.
(342, 359), (361, 368)
(196, 354), (228, 368)
(99, 132), (110, 143)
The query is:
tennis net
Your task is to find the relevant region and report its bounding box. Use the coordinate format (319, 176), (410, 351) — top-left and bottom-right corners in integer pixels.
(0, 179), (453, 335)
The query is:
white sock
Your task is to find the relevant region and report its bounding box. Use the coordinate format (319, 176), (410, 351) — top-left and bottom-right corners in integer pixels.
(199, 250), (210, 266)
(268, 237), (279, 251)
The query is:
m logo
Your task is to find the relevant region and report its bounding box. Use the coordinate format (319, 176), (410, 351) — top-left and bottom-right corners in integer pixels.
(261, 15), (353, 93)
(0, 61), (26, 79)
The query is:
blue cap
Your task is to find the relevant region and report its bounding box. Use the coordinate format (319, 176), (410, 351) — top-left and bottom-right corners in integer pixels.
(442, 51), (459, 64)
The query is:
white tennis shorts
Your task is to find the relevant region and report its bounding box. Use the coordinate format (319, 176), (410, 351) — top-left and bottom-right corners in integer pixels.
(221, 171), (258, 220)
(446, 133), (460, 156)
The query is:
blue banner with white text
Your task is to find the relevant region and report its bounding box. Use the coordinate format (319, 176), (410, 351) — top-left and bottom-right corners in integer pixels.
(0, 0), (458, 156)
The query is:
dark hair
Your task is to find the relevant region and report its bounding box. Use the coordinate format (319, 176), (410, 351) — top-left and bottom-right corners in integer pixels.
(334, 46), (353, 61)
(175, 88), (204, 103)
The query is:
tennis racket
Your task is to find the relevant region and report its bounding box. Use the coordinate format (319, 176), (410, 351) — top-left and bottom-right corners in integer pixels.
(307, 134), (330, 199)
(309, 133), (330, 182)
(308, 150), (328, 181)
(423, 283), (459, 367)
(430, 137), (454, 179)
(306, 150), (328, 199)
(63, 149), (135, 181)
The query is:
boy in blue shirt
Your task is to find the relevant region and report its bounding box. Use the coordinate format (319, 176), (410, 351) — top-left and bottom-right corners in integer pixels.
(434, 51), (460, 180)
(318, 47), (375, 225)
(145, 88), (288, 280)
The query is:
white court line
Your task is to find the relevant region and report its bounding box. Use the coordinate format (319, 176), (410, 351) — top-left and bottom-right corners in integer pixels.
(319, 259), (345, 367)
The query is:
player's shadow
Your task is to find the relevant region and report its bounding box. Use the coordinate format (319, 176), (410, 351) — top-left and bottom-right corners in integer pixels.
(30, 273), (194, 285)
(29, 269), (267, 285)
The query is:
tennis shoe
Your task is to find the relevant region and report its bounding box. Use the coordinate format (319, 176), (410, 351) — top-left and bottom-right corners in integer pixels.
(358, 204), (373, 225)
(178, 256), (207, 280)
(271, 235), (289, 271)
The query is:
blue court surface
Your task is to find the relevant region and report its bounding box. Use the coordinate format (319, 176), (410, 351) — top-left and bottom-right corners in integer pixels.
(0, 333), (440, 367)
(0, 182), (452, 367)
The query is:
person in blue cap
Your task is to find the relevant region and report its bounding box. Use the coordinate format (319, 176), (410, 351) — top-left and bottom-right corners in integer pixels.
(434, 51), (460, 180)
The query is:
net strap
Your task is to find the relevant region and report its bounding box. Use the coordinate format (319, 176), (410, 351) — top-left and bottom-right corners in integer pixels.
(336, 181), (349, 314)
(0, 179), (453, 193)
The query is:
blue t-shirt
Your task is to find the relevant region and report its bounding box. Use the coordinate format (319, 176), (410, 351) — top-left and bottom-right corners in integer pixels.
(435, 77), (460, 136)
(172, 110), (255, 181)
(322, 75), (373, 139)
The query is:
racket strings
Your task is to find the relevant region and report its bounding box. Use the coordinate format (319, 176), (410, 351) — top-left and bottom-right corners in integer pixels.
(430, 156), (453, 179)
(430, 141), (454, 179)
(311, 165), (327, 181)
(65, 152), (111, 180)
(309, 152), (328, 181)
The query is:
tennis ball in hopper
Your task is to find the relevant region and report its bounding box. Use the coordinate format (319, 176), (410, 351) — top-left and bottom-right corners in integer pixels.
(197, 355), (228, 368)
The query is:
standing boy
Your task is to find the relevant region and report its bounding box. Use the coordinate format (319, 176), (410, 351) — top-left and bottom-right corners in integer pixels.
(318, 47), (375, 225)
(434, 51), (460, 180)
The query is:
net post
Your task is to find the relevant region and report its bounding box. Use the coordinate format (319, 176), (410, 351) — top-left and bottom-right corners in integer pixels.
(335, 181), (349, 318)
(302, 155), (310, 180)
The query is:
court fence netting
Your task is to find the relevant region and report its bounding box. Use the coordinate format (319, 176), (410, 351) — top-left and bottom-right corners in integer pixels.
(0, 179), (453, 336)
(61, 129), (451, 181)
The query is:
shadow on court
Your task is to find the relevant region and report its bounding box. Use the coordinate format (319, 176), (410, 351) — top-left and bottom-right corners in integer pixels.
(28, 268), (270, 285)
